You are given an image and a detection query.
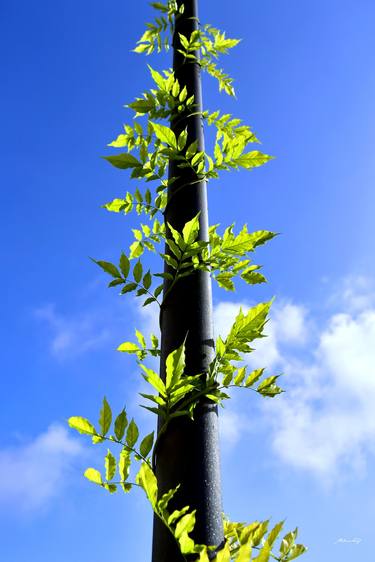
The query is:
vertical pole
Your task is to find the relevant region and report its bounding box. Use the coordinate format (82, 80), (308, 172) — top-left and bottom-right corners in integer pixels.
(151, 1), (224, 561)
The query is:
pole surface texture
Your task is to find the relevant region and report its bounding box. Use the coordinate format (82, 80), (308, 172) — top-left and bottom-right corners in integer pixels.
(151, 1), (224, 561)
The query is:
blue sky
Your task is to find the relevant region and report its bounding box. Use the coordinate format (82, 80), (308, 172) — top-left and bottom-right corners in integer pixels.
(1, 0), (375, 560)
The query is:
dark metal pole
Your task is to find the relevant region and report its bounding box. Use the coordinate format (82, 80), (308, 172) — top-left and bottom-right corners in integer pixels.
(151, 1), (224, 561)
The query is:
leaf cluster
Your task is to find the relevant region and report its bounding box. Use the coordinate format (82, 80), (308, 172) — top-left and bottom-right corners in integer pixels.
(68, 2), (307, 561)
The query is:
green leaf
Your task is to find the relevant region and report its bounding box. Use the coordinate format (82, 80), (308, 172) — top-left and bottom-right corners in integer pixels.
(216, 336), (226, 357)
(128, 98), (154, 113)
(126, 418), (139, 448)
(257, 375), (279, 392)
(133, 228), (143, 241)
(150, 122), (177, 149)
(166, 342), (185, 390)
(114, 409), (128, 440)
(167, 505), (190, 526)
(234, 151), (273, 169)
(136, 462), (158, 509)
(104, 153), (142, 169)
(133, 260), (143, 283)
(266, 521), (284, 548)
(157, 486), (180, 516)
(245, 368), (265, 387)
(234, 366), (246, 385)
(99, 397), (112, 436)
(68, 416), (96, 435)
(241, 270), (267, 285)
(108, 278), (124, 288)
(135, 329), (147, 349)
(186, 139), (198, 159)
(143, 270), (152, 290)
(148, 65), (165, 89)
(151, 334), (159, 349)
(215, 543), (231, 562)
(235, 543), (252, 562)
(103, 198), (127, 212)
(216, 272), (235, 291)
(119, 449), (131, 482)
(141, 365), (166, 396)
(227, 301), (272, 350)
(182, 213), (200, 245)
(84, 467), (102, 485)
(162, 253), (179, 270)
(287, 544), (307, 560)
(121, 282), (137, 294)
(119, 253), (130, 278)
(117, 342), (140, 353)
(178, 129), (188, 151)
(140, 431), (154, 457)
(253, 543), (271, 562)
(174, 511), (196, 539)
(130, 241), (144, 259)
(94, 259), (121, 279)
(105, 449), (116, 481)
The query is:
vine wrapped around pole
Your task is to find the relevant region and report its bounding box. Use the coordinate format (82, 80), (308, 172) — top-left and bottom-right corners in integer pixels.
(68, 1), (307, 561)
(152, 0), (224, 560)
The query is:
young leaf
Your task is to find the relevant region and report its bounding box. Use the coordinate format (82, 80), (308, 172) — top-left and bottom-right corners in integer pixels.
(234, 151), (273, 169)
(68, 416), (96, 435)
(174, 511), (196, 540)
(245, 368), (265, 387)
(141, 365), (167, 396)
(150, 121), (177, 149)
(119, 253), (130, 278)
(234, 366), (246, 385)
(126, 418), (139, 448)
(93, 260), (121, 279)
(119, 449), (131, 483)
(166, 342), (186, 390)
(182, 213), (200, 245)
(117, 342), (140, 353)
(104, 153), (142, 169)
(140, 431), (154, 457)
(99, 397), (112, 436)
(114, 409), (128, 441)
(136, 462), (158, 509)
(105, 449), (116, 481)
(135, 329), (147, 349)
(84, 468), (102, 485)
(133, 260), (143, 283)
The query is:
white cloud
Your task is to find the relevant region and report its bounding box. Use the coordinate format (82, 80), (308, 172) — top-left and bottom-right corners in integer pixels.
(213, 279), (375, 481)
(35, 304), (110, 359)
(0, 425), (84, 513)
(319, 310), (375, 399)
(272, 301), (307, 344)
(264, 285), (375, 480)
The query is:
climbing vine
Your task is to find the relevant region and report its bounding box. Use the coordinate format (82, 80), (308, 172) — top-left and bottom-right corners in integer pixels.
(69, 2), (307, 561)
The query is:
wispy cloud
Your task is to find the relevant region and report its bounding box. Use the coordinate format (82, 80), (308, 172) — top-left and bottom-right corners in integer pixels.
(35, 304), (110, 359)
(327, 274), (375, 313)
(0, 424), (84, 513)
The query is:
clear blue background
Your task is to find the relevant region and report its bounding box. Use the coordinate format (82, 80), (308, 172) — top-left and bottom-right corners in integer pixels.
(1, 0), (374, 560)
